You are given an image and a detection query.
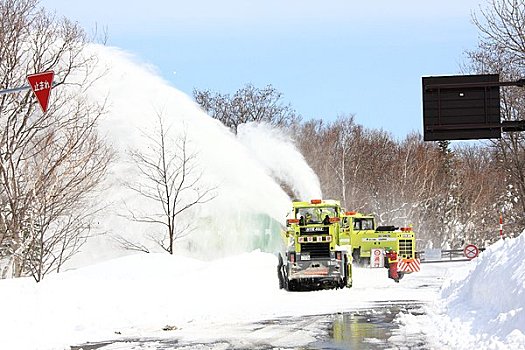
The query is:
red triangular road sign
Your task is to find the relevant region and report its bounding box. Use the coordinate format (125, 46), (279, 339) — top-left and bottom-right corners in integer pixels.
(27, 71), (54, 113)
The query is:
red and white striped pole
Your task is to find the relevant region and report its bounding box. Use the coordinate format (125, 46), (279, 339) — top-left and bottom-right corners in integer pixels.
(499, 213), (503, 238)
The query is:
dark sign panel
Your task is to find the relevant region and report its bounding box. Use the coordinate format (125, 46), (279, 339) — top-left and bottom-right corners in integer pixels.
(422, 74), (501, 141)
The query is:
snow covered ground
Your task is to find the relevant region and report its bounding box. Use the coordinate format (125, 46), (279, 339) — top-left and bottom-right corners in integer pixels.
(398, 233), (525, 350)
(0, 233), (523, 349)
(0, 250), (436, 350)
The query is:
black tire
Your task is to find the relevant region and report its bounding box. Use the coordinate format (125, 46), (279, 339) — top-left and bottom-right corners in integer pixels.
(339, 280), (345, 289)
(277, 254), (284, 289)
(346, 257), (353, 288)
(342, 255), (348, 286)
(339, 256), (347, 289)
(286, 279), (294, 291)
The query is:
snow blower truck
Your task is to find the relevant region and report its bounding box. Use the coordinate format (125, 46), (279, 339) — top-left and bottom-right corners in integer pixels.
(340, 211), (420, 277)
(277, 199), (352, 291)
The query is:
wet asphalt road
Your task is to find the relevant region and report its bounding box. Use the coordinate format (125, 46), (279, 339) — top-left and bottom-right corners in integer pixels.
(71, 302), (429, 350)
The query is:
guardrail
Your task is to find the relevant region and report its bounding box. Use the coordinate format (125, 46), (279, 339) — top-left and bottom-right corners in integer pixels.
(418, 248), (486, 263)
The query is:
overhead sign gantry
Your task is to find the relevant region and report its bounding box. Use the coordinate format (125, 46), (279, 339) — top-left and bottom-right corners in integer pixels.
(422, 74), (525, 141)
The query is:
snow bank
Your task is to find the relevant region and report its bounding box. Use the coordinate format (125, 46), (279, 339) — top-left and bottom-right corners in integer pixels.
(397, 233), (525, 349)
(0, 252), (276, 350)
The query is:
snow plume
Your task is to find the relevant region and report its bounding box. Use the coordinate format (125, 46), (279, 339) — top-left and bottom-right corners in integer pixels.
(237, 122), (322, 201)
(63, 44), (320, 266)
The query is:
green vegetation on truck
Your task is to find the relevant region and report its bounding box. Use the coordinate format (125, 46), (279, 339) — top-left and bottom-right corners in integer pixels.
(277, 199), (352, 291)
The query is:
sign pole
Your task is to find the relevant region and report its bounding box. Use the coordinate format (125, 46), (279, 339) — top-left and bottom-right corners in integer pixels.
(0, 85), (31, 95)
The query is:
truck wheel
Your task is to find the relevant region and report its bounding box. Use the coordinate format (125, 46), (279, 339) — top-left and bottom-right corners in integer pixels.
(346, 264), (353, 288)
(339, 279), (346, 289)
(344, 256), (353, 288)
(286, 279), (294, 291)
(277, 254), (285, 289)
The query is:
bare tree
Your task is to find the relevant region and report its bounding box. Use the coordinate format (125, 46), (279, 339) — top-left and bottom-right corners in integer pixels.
(293, 114), (506, 247)
(383, 134), (443, 234)
(467, 0), (525, 232)
(122, 115), (216, 254)
(193, 84), (300, 134)
(472, 0), (525, 62)
(0, 0), (113, 280)
(454, 146), (506, 245)
(20, 105), (112, 281)
(324, 115), (357, 209)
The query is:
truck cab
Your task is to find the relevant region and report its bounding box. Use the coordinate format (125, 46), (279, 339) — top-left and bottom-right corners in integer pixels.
(341, 211), (416, 266)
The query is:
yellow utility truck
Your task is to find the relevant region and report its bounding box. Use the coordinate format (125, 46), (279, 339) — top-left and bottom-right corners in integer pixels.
(277, 199), (352, 291)
(340, 211), (417, 269)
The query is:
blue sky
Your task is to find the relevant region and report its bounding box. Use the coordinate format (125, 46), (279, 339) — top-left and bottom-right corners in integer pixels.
(41, 0), (486, 139)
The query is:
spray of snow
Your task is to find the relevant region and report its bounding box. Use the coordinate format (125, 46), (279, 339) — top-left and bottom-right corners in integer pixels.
(237, 122), (322, 201)
(63, 44), (321, 265)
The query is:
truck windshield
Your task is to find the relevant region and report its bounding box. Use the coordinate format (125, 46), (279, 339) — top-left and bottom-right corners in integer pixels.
(296, 207), (337, 224)
(353, 218), (375, 230)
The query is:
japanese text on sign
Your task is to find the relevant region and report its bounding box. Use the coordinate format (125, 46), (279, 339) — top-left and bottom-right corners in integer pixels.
(33, 81), (50, 92)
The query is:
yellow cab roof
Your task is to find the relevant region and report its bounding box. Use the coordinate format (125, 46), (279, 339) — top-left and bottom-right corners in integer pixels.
(341, 211), (374, 219)
(292, 199), (341, 209)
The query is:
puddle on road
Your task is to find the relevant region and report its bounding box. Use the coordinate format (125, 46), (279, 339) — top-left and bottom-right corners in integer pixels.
(72, 303), (429, 350)
(314, 302), (428, 349)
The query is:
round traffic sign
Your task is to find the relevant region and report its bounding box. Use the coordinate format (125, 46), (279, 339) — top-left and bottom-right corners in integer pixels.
(464, 244), (479, 260)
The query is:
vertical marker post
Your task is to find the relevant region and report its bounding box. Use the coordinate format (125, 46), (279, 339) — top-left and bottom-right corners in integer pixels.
(499, 213), (503, 238)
